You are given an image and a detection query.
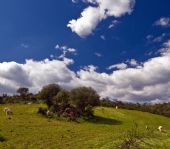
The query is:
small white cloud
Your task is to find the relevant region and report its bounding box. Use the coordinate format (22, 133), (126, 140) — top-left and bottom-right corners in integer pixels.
(108, 63), (127, 70)
(146, 33), (167, 43)
(67, 48), (76, 52)
(63, 57), (74, 65)
(154, 17), (170, 27)
(126, 59), (138, 66)
(95, 52), (102, 57)
(61, 46), (68, 50)
(55, 44), (60, 49)
(100, 35), (105, 40)
(55, 44), (77, 59)
(83, 65), (98, 71)
(108, 20), (120, 29)
(50, 54), (54, 59)
(21, 43), (29, 49)
(153, 33), (166, 43)
(146, 35), (154, 41)
(72, 0), (78, 3)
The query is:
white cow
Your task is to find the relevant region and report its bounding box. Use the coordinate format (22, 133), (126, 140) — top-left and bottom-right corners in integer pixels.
(158, 126), (164, 132)
(46, 110), (53, 117)
(3, 107), (13, 119)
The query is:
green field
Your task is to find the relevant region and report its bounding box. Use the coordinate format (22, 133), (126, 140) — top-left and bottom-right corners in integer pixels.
(0, 104), (170, 149)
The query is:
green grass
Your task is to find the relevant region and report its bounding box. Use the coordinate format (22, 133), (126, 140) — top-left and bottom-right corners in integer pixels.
(0, 104), (170, 149)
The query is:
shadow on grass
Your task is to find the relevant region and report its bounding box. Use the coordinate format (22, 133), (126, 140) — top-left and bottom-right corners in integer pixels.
(0, 134), (6, 142)
(86, 116), (122, 125)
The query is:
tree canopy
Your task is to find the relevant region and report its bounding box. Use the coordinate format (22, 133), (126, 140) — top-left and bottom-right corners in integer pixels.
(38, 84), (61, 107)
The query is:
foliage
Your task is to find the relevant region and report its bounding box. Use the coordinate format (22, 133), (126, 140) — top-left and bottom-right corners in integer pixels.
(17, 87), (29, 99)
(37, 85), (100, 120)
(38, 84), (61, 107)
(84, 105), (94, 119)
(62, 106), (78, 121)
(38, 107), (48, 116)
(70, 87), (100, 115)
(0, 94), (39, 104)
(53, 90), (70, 108)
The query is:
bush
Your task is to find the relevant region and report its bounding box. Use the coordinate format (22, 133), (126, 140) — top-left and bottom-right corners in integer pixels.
(84, 105), (94, 119)
(38, 107), (48, 116)
(0, 97), (5, 104)
(38, 85), (100, 120)
(117, 123), (155, 149)
(62, 106), (78, 121)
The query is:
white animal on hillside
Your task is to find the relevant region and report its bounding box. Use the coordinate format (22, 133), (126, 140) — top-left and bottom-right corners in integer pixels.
(46, 110), (53, 117)
(116, 106), (118, 109)
(3, 107), (13, 118)
(27, 102), (32, 105)
(158, 126), (163, 132)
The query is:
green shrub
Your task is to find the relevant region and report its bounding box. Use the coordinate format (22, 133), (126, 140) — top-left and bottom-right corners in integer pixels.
(38, 107), (48, 116)
(84, 105), (94, 119)
(117, 123), (155, 149)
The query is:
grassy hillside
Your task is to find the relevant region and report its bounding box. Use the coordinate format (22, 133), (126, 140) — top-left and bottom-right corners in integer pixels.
(0, 104), (170, 149)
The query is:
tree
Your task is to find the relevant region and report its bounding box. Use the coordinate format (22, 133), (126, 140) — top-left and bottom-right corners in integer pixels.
(70, 87), (100, 115)
(38, 84), (61, 107)
(53, 90), (69, 107)
(51, 90), (70, 114)
(17, 87), (29, 100)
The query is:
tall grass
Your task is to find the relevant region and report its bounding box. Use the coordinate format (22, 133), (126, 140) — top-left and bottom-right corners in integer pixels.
(117, 122), (156, 149)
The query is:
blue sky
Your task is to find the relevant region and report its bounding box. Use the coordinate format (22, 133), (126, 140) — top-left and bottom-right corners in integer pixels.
(0, 0), (170, 103)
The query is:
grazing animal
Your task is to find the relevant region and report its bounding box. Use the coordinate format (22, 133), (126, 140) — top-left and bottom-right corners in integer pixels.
(27, 102), (32, 105)
(3, 107), (13, 119)
(116, 106), (118, 109)
(158, 126), (164, 132)
(46, 110), (53, 117)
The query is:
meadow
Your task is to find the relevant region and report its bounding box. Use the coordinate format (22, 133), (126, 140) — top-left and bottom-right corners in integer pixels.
(0, 104), (170, 149)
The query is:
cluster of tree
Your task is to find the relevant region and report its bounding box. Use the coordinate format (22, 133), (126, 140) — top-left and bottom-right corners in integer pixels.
(38, 84), (100, 120)
(1, 85), (170, 119)
(0, 88), (38, 104)
(100, 99), (170, 117)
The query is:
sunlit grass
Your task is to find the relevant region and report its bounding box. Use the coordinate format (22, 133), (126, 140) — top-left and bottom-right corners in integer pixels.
(0, 104), (170, 148)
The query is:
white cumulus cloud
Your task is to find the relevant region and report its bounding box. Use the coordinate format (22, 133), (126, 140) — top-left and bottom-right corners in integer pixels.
(1, 40), (170, 103)
(67, 0), (135, 37)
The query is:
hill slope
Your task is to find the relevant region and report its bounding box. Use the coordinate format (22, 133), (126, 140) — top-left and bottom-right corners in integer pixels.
(0, 104), (170, 149)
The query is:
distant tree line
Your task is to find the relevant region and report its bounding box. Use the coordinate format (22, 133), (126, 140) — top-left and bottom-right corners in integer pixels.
(0, 87), (38, 104)
(1, 85), (170, 118)
(100, 99), (170, 117)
